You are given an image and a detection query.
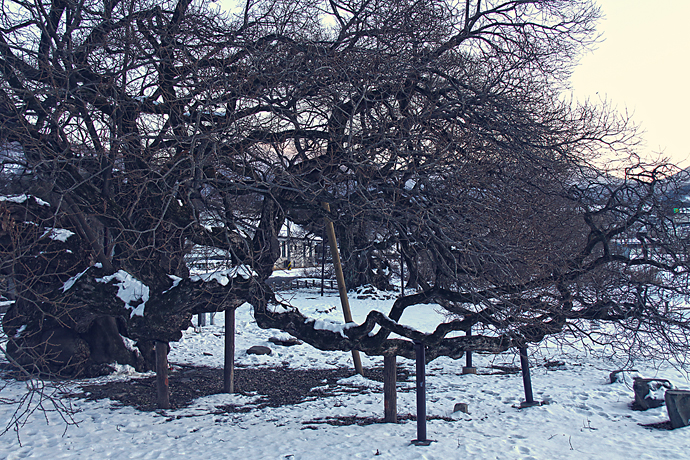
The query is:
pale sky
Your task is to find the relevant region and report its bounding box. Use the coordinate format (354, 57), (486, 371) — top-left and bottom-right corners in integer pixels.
(569, 0), (690, 169)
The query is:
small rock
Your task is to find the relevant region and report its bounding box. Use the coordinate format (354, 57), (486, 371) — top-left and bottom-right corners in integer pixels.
(453, 402), (469, 414)
(247, 345), (272, 355)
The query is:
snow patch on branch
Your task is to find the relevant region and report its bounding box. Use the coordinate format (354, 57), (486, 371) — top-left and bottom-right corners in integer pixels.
(190, 265), (256, 286)
(62, 266), (92, 292)
(0, 194), (49, 206)
(41, 227), (75, 242)
(96, 271), (150, 318)
(14, 324), (26, 338)
(308, 318), (356, 338)
(162, 275), (182, 294)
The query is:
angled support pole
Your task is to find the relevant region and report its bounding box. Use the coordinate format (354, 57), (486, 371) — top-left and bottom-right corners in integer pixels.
(322, 202), (363, 375)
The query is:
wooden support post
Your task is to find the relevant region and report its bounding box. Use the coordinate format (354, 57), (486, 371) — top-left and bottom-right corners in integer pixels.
(224, 307), (235, 393)
(156, 340), (170, 409)
(384, 354), (397, 423)
(197, 312), (206, 327)
(322, 202), (363, 375)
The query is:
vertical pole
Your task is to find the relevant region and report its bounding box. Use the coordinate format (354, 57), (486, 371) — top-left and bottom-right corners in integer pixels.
(519, 347), (534, 404)
(320, 229), (326, 296)
(197, 312), (206, 327)
(399, 241), (404, 297)
(322, 202), (363, 375)
(224, 308), (235, 393)
(414, 341), (427, 444)
(287, 221), (291, 269)
(462, 326), (477, 374)
(210, 312), (215, 326)
(466, 328), (473, 368)
(384, 354), (397, 423)
(156, 340), (170, 409)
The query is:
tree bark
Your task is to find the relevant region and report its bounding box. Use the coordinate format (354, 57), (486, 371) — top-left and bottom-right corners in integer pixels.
(156, 340), (170, 409)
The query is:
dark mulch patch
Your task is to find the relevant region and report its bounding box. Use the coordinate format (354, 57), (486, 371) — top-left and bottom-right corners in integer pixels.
(640, 420), (674, 430)
(361, 366), (412, 383)
(72, 365), (396, 412)
(302, 413), (456, 428)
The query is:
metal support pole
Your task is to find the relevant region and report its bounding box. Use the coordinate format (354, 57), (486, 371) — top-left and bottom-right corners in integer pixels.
(519, 347), (535, 406)
(399, 241), (404, 297)
(466, 327), (473, 368)
(320, 228), (326, 296)
(287, 221), (291, 269)
(224, 308), (235, 393)
(412, 341), (432, 445)
(462, 327), (477, 374)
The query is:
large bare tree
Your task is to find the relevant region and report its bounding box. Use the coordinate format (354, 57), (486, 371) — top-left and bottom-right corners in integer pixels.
(1, 0), (688, 390)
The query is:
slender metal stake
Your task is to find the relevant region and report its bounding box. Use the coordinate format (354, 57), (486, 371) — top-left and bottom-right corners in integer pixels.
(413, 341), (428, 444)
(399, 241), (404, 297)
(224, 307), (235, 393)
(155, 340), (170, 409)
(287, 220), (291, 269)
(322, 202), (363, 375)
(320, 228), (326, 296)
(519, 347), (534, 404)
(466, 327), (473, 368)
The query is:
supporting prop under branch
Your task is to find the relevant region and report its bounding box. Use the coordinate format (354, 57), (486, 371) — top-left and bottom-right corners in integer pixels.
(384, 354), (397, 423)
(518, 346), (542, 408)
(322, 202), (363, 375)
(462, 327), (476, 374)
(224, 307), (235, 393)
(412, 341), (435, 446)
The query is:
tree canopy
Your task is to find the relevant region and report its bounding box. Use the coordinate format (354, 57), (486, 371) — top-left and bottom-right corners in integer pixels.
(1, 0), (689, 377)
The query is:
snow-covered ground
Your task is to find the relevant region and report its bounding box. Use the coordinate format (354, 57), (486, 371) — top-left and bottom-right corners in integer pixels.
(2, 285), (690, 459)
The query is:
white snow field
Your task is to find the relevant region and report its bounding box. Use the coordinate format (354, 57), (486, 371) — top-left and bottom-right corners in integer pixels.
(1, 284), (690, 460)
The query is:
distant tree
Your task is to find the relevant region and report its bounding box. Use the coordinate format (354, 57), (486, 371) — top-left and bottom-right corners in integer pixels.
(1, 0), (689, 398)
